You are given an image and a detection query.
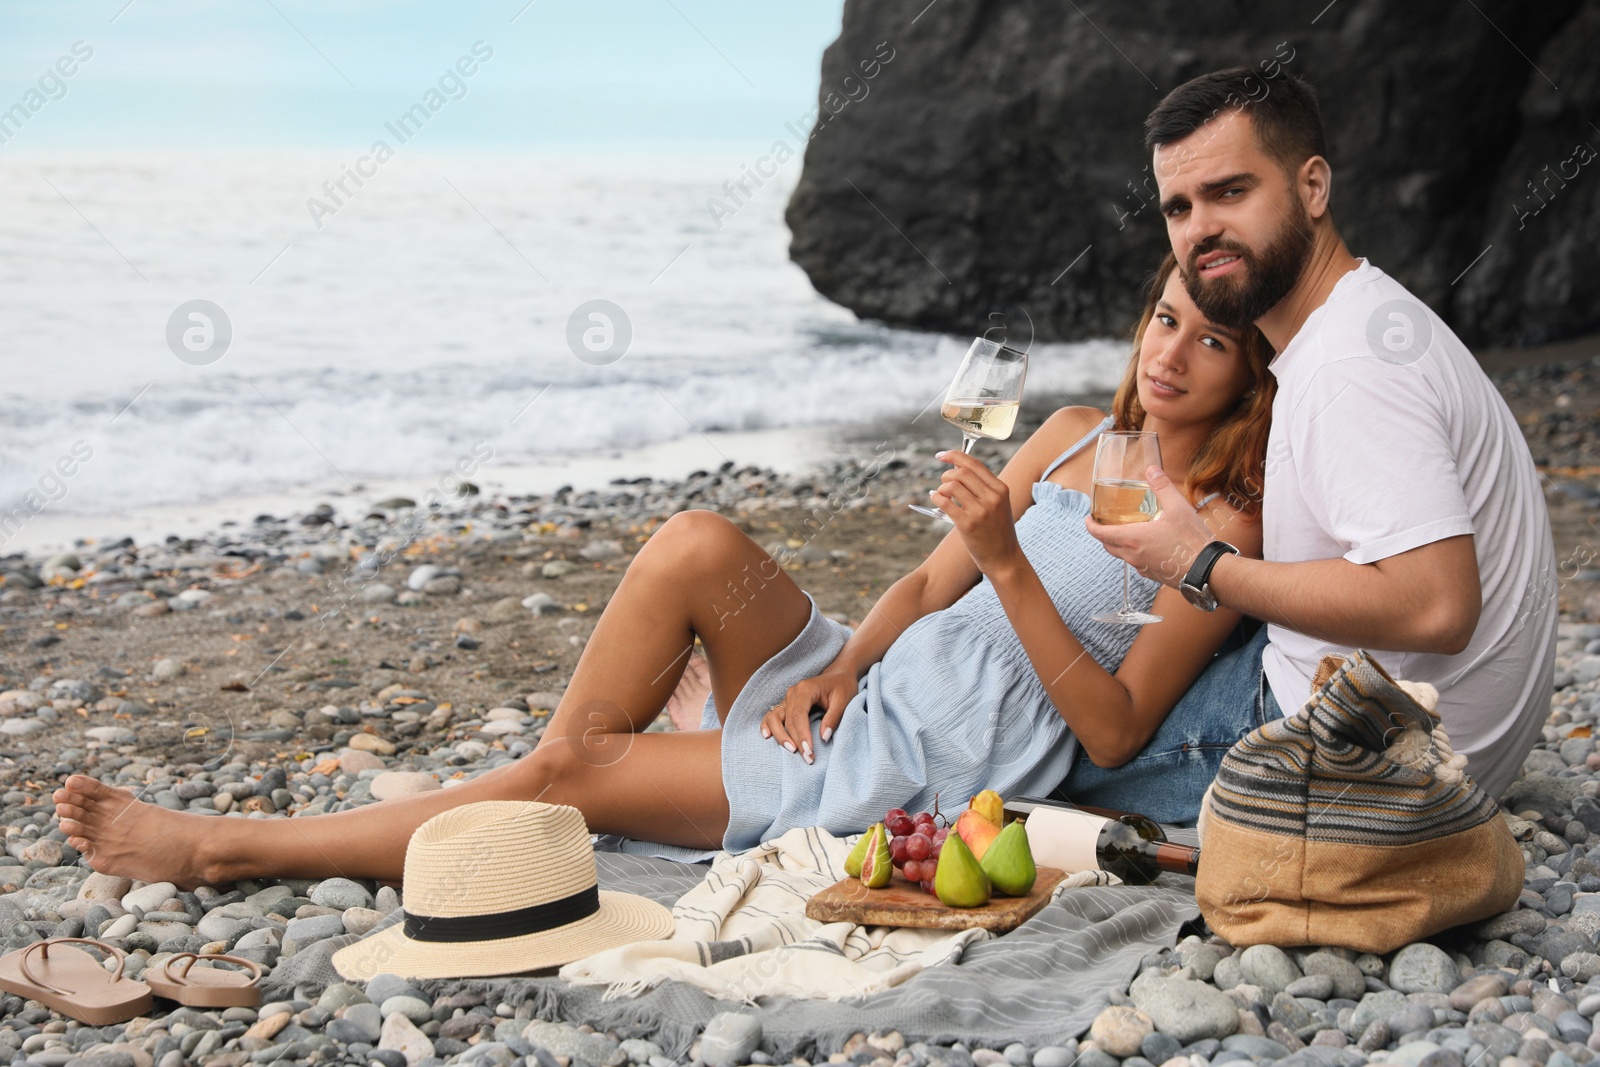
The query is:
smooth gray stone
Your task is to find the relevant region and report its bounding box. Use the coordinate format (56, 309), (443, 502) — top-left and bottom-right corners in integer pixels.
(520, 1020), (620, 1067)
(1286, 975), (1338, 1001)
(1130, 975), (1240, 1043)
(1181, 944), (1231, 983)
(1141, 1033), (1181, 1064)
(1557, 1009), (1593, 1042)
(1356, 1021), (1390, 1053)
(195, 912), (251, 944)
(316, 983), (367, 1014)
(1071, 1050), (1119, 1067)
(343, 1003), (382, 1043)
(619, 1040), (664, 1065)
(1241, 946), (1303, 996)
(284, 914), (346, 943)
(325, 1019), (375, 1046)
(1389, 1041), (1440, 1067)
(1220, 1035), (1291, 1060)
(1032, 1046), (1076, 1067)
(1390, 944), (1460, 994)
(363, 973), (424, 1007)
(309, 877), (373, 911)
(1388, 1002), (1437, 1039)
(379, 995), (432, 1024)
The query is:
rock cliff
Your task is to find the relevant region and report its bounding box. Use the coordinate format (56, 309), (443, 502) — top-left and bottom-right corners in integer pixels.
(785, 0), (1599, 348)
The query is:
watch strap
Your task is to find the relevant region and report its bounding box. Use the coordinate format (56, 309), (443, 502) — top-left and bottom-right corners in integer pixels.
(1185, 540), (1239, 591)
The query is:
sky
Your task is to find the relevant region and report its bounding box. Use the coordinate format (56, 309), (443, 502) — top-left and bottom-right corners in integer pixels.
(0, 0), (848, 151)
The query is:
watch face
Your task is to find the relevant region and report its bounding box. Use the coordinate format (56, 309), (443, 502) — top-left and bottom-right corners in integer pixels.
(1180, 582), (1206, 608)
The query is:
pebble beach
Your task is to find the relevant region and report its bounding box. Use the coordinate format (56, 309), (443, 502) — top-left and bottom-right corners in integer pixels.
(2, 352), (1600, 1067)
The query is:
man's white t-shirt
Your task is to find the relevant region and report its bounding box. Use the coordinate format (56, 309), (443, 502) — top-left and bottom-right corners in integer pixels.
(1259, 258), (1555, 800)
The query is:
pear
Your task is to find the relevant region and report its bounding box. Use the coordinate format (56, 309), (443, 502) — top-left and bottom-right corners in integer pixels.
(860, 824), (893, 888)
(979, 821), (1037, 896)
(954, 809), (1002, 860)
(844, 822), (884, 879)
(934, 831), (992, 908)
(969, 789), (1004, 826)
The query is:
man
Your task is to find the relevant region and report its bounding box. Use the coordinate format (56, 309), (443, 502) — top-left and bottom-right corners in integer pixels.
(1074, 67), (1554, 808)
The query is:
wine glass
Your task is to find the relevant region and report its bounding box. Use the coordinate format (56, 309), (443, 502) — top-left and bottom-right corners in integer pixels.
(908, 337), (1029, 523)
(1089, 430), (1163, 625)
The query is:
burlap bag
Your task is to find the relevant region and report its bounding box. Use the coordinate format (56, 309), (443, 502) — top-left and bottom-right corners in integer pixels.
(1194, 650), (1523, 952)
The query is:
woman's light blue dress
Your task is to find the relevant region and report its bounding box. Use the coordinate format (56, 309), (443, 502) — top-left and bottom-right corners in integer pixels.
(611, 415), (1180, 860)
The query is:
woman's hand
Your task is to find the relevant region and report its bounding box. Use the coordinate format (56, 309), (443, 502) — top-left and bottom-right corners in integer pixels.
(761, 668), (860, 764)
(929, 449), (1025, 578)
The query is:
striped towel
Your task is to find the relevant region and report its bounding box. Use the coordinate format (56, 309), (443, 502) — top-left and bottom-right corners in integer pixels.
(560, 824), (1116, 1004)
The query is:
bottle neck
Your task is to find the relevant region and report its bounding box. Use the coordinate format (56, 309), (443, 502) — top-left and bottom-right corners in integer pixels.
(1005, 797), (1201, 876)
(1147, 839), (1201, 877)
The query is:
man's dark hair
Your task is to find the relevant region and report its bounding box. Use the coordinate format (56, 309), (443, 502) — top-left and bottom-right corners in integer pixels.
(1144, 67), (1328, 175)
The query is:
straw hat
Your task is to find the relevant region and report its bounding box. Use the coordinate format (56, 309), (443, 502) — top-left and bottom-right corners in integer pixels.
(331, 801), (675, 980)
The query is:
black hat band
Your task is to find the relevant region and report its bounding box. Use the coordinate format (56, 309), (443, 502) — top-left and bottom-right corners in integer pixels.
(402, 883), (600, 943)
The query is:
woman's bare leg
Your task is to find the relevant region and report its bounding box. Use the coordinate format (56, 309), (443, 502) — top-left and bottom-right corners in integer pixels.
(53, 510), (815, 886)
(54, 730), (728, 886)
(541, 509), (813, 742)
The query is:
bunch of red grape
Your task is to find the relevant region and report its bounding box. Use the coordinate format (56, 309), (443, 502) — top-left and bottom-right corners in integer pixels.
(884, 806), (950, 895)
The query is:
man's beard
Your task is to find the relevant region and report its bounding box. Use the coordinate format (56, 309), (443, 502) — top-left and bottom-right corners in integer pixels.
(1180, 204), (1314, 329)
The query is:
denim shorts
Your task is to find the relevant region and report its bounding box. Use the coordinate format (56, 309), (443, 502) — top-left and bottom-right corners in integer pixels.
(1048, 622), (1278, 826)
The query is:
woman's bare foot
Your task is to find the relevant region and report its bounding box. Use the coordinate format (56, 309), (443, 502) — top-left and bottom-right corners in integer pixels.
(53, 774), (229, 889)
(665, 649), (713, 731)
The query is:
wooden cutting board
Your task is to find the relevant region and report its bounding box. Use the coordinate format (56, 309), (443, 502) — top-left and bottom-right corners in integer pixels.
(805, 866), (1067, 933)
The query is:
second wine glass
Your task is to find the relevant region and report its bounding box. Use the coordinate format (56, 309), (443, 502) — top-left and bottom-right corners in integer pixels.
(908, 337), (1029, 524)
(1089, 430), (1163, 626)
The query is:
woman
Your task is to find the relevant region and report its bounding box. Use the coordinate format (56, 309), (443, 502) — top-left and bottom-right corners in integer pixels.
(54, 254), (1274, 886)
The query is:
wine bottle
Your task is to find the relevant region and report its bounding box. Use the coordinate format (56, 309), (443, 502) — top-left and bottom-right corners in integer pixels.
(1002, 797), (1200, 884)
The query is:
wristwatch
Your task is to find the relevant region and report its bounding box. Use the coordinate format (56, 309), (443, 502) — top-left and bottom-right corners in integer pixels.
(1180, 540), (1239, 612)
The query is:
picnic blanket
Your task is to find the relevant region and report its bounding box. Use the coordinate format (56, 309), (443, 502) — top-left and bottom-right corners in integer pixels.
(264, 836), (1200, 1060)
(560, 825), (1113, 1003)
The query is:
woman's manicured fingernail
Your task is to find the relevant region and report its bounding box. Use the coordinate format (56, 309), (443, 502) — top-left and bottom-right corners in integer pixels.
(761, 726), (770, 738)
(803, 742), (813, 762)
(783, 741), (796, 753)
(821, 726), (833, 742)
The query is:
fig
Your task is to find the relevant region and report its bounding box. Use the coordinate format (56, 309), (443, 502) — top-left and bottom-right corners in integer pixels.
(979, 820), (1037, 896)
(954, 809), (1002, 861)
(969, 789), (1004, 826)
(860, 823), (893, 888)
(845, 821), (883, 879)
(934, 831), (991, 908)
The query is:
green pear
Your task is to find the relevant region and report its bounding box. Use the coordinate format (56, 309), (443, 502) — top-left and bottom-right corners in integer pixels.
(845, 822), (883, 879)
(860, 824), (893, 888)
(934, 831), (991, 908)
(979, 821), (1038, 896)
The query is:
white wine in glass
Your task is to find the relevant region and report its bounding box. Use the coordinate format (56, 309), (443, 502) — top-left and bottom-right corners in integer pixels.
(940, 397), (1020, 441)
(1090, 431), (1163, 625)
(1090, 479), (1158, 525)
(909, 338), (1029, 524)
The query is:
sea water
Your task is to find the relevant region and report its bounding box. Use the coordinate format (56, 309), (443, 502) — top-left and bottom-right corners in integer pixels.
(0, 150), (1126, 541)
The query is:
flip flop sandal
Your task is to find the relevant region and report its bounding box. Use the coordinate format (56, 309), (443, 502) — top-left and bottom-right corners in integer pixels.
(0, 937), (154, 1025)
(144, 952), (263, 1008)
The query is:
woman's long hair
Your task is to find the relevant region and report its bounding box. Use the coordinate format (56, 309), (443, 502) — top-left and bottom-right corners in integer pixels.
(1109, 253), (1276, 517)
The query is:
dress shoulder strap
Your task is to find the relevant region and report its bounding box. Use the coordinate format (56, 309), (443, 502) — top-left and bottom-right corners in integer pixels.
(1195, 490), (1222, 510)
(1040, 414), (1114, 481)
